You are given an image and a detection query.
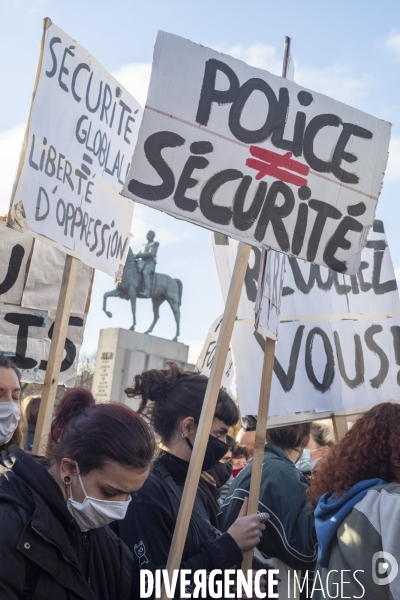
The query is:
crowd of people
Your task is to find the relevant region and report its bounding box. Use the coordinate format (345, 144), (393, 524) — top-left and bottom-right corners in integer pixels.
(0, 354), (398, 598)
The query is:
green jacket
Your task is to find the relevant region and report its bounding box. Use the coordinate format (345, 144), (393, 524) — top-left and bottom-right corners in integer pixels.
(218, 443), (317, 570)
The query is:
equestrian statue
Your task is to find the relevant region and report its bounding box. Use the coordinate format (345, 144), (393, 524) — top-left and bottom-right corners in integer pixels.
(103, 231), (182, 341)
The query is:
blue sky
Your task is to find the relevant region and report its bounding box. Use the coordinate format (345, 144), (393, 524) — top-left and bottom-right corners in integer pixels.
(1, 0), (400, 362)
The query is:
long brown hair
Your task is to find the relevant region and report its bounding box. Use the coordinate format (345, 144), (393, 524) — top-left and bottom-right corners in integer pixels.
(308, 402), (400, 504)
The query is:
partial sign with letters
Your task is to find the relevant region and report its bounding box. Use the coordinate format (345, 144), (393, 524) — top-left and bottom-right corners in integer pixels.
(0, 221), (92, 385)
(196, 314), (234, 390)
(255, 249), (286, 340)
(124, 31), (391, 275)
(8, 19), (141, 277)
(213, 222), (400, 425)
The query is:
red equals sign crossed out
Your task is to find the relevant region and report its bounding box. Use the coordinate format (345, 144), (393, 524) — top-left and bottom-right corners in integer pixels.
(246, 146), (309, 187)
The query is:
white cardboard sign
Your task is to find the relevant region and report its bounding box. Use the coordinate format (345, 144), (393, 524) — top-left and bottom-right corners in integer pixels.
(213, 222), (400, 424)
(0, 221), (92, 385)
(254, 249), (286, 340)
(196, 314), (234, 390)
(123, 31), (390, 275)
(8, 20), (141, 278)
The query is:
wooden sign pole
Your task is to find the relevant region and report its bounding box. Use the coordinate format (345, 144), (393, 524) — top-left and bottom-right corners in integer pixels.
(32, 254), (80, 455)
(161, 242), (251, 600)
(242, 337), (276, 571)
(241, 36), (292, 572)
(282, 36), (291, 78)
(332, 414), (348, 442)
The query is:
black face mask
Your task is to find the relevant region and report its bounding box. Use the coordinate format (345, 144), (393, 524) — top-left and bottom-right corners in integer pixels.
(185, 435), (229, 471)
(210, 461), (233, 487)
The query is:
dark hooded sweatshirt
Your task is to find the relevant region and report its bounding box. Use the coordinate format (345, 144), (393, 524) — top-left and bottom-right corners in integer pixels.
(0, 446), (133, 600)
(112, 452), (242, 599)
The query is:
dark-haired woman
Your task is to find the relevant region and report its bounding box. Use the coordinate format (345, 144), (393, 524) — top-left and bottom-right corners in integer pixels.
(218, 423), (317, 597)
(308, 402), (400, 599)
(113, 362), (266, 599)
(0, 387), (155, 599)
(0, 354), (25, 451)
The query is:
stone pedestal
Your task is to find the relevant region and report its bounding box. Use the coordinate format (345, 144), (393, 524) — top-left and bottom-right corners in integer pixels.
(92, 328), (192, 410)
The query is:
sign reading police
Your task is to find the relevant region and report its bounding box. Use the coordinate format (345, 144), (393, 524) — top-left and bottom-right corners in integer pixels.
(123, 31), (391, 276)
(8, 19), (141, 277)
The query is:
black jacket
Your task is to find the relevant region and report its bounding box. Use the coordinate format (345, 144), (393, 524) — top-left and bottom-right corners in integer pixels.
(218, 443), (317, 570)
(0, 446), (133, 600)
(112, 452), (242, 599)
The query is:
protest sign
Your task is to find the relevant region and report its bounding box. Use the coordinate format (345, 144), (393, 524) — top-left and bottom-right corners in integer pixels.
(254, 249), (286, 339)
(213, 221), (400, 425)
(123, 31), (391, 276)
(196, 314), (234, 390)
(0, 220), (92, 385)
(8, 19), (141, 278)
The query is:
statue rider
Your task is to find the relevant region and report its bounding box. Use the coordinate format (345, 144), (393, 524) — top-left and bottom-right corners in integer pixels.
(135, 230), (159, 297)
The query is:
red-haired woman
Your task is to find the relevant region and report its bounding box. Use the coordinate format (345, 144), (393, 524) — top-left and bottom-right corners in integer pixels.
(0, 388), (155, 599)
(308, 402), (400, 599)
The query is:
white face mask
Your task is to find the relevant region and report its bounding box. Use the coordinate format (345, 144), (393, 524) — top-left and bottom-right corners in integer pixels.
(66, 462), (132, 532)
(296, 448), (322, 472)
(0, 402), (20, 447)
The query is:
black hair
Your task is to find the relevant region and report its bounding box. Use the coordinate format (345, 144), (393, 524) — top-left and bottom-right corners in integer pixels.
(125, 361), (239, 444)
(231, 445), (249, 461)
(266, 422), (311, 450)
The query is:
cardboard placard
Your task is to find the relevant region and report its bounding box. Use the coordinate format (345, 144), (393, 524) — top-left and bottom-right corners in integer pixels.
(123, 31), (391, 276)
(196, 314), (234, 390)
(21, 239), (92, 314)
(213, 221), (400, 424)
(0, 306), (85, 387)
(8, 20), (141, 278)
(255, 249), (286, 339)
(0, 221), (91, 385)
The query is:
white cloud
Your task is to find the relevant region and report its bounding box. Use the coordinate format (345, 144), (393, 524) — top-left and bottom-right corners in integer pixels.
(295, 64), (372, 105)
(395, 268), (400, 283)
(385, 136), (400, 182)
(0, 123), (25, 215)
(111, 63), (151, 108)
(214, 42), (371, 106)
(386, 31), (400, 59)
(220, 43), (282, 76)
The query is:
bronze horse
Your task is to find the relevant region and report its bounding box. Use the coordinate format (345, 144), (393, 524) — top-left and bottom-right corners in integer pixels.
(103, 248), (182, 341)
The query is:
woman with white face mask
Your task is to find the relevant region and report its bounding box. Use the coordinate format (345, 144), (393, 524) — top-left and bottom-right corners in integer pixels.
(296, 421), (335, 476)
(0, 387), (155, 600)
(0, 354), (24, 451)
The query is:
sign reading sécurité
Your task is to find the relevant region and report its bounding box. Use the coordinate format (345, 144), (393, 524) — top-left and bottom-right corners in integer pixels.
(8, 19), (141, 278)
(123, 31), (391, 276)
